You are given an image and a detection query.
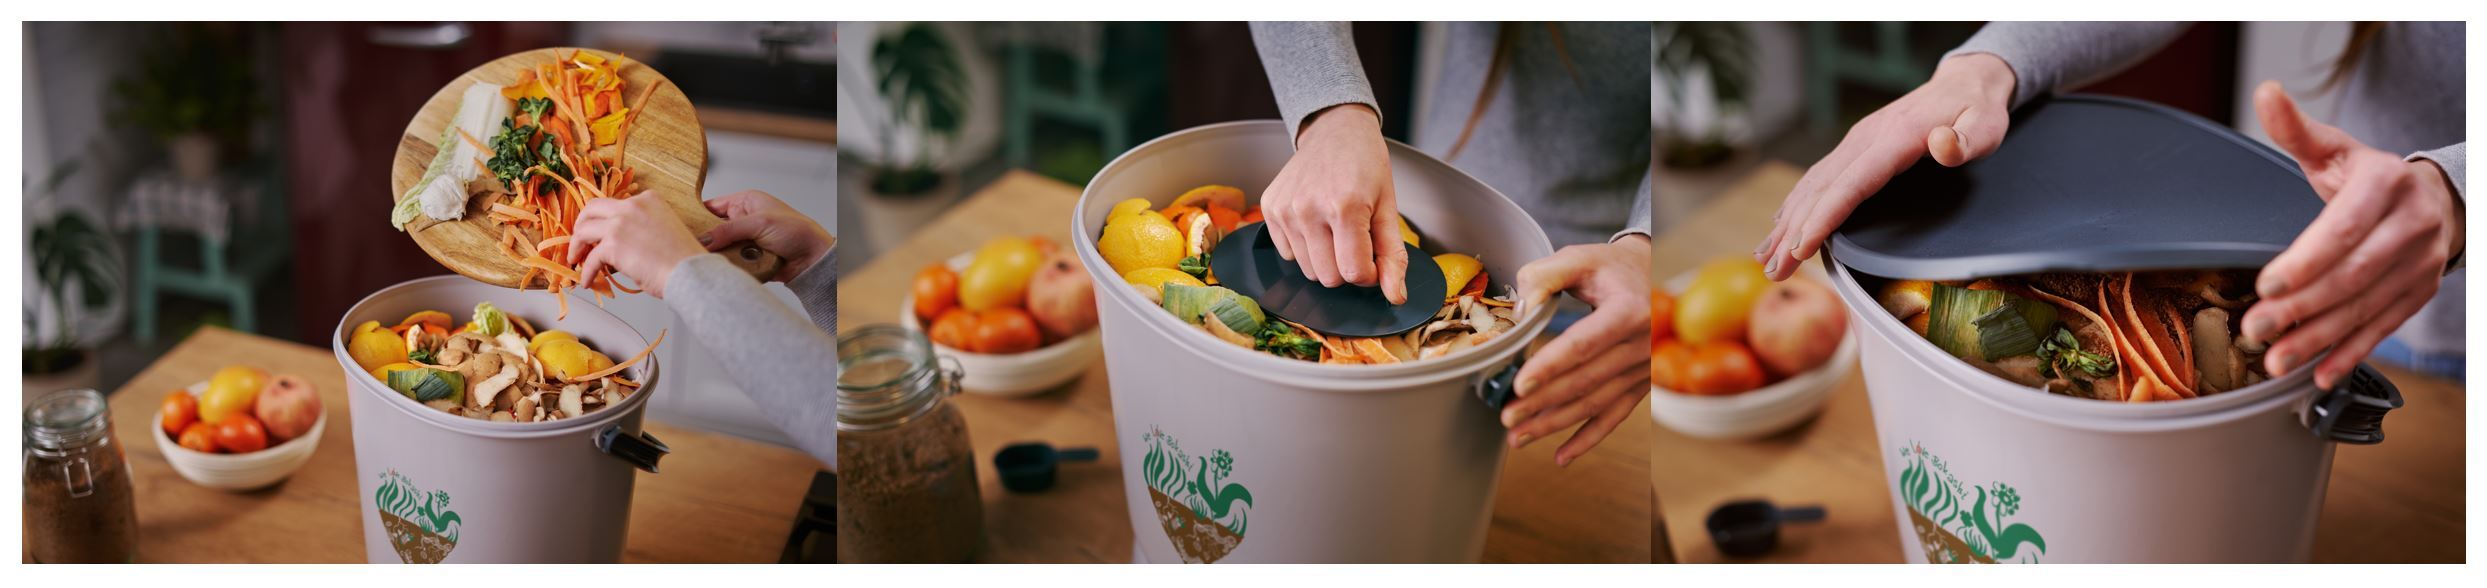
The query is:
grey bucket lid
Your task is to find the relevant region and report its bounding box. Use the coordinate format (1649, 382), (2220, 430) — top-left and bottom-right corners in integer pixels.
(1828, 95), (2325, 281)
(1211, 222), (1448, 338)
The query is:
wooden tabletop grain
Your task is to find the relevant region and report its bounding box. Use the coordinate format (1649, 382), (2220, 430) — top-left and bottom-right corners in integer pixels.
(1648, 161), (2467, 563)
(81, 326), (821, 563)
(837, 170), (1654, 563)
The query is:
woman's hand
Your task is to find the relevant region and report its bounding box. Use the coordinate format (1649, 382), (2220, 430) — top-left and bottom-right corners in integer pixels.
(1503, 235), (1653, 466)
(1263, 103), (1410, 304)
(2243, 81), (2464, 390)
(699, 190), (836, 282)
(1755, 53), (2018, 281)
(570, 193), (704, 299)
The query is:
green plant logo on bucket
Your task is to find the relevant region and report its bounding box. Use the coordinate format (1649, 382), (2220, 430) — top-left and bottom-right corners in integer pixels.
(1897, 442), (2048, 563)
(375, 470), (462, 564)
(1141, 427), (1254, 563)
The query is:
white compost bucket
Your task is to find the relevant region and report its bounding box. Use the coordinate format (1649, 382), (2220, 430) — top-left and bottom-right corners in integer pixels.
(1826, 259), (2401, 563)
(1071, 121), (1556, 563)
(333, 276), (669, 564)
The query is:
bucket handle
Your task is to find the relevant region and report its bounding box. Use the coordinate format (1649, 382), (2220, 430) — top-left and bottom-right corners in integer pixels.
(597, 426), (673, 473)
(1473, 354), (1524, 420)
(2306, 364), (2402, 445)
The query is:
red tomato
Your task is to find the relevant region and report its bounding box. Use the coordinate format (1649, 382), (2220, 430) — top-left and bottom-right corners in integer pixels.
(970, 308), (1045, 354)
(177, 422), (220, 453)
(1650, 290), (1677, 345)
(213, 415), (270, 454)
(161, 390), (199, 437)
(1651, 340), (1696, 391)
(913, 264), (962, 324)
(1684, 341), (1768, 395)
(928, 308), (979, 352)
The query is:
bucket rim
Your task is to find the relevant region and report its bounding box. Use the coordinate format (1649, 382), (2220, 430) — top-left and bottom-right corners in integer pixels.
(333, 275), (661, 439)
(1072, 120), (1556, 390)
(1824, 254), (2322, 432)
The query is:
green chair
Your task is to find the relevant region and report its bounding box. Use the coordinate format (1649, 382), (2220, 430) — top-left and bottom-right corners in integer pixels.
(122, 169), (288, 342)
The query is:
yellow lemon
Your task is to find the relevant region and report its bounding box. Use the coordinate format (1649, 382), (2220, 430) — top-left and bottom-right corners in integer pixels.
(1434, 253), (1483, 299)
(530, 330), (579, 355)
(536, 340), (615, 380)
(1123, 267), (1207, 297)
(371, 362), (419, 383)
(1108, 198), (1156, 223)
(1675, 256), (1771, 344)
(1100, 212), (1186, 274)
(348, 321), (409, 372)
(201, 365), (268, 425)
(1397, 214), (1421, 248)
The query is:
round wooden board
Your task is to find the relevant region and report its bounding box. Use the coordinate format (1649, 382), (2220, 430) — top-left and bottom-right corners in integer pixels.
(390, 47), (712, 290)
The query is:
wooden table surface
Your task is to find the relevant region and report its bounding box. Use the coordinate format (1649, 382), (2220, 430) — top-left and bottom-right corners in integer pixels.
(1649, 161), (2468, 563)
(81, 326), (820, 563)
(838, 170), (1653, 563)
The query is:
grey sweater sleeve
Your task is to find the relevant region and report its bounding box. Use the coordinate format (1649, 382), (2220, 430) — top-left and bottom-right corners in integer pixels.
(2412, 143), (2466, 270)
(1615, 167), (1653, 242)
(1946, 22), (2193, 108)
(1250, 21), (1380, 143)
(789, 246), (837, 334)
(662, 254), (838, 468)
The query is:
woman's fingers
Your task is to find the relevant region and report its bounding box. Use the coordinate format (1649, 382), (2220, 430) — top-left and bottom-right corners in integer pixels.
(1784, 135), (1917, 277)
(1928, 99), (2008, 167)
(1369, 206), (1410, 305)
(1552, 377), (1649, 467)
(1329, 200), (1379, 287)
(2254, 81), (2357, 177)
(702, 216), (769, 252)
(2310, 287), (2434, 389)
(1507, 339), (1646, 428)
(1268, 198), (1298, 261)
(2260, 246), (2427, 376)
(1513, 295), (1642, 397)
(2254, 158), (2406, 302)
(1506, 355), (1638, 446)
(1289, 202), (1343, 286)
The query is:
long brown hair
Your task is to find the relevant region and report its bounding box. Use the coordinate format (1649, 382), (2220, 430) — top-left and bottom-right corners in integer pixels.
(1443, 23), (1584, 161)
(2322, 22), (2386, 93)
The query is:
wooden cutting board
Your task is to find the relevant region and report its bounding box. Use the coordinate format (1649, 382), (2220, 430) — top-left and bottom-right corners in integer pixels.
(390, 47), (777, 289)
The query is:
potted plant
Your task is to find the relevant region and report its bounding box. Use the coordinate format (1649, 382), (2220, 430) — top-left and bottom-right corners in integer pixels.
(110, 23), (261, 182)
(1654, 22), (1756, 169)
(23, 162), (124, 394)
(862, 22), (966, 198)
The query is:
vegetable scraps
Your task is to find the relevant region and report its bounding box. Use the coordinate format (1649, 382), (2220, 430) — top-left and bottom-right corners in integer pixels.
(346, 301), (664, 423)
(1100, 185), (1517, 364)
(1882, 271), (2269, 402)
(394, 50), (664, 319)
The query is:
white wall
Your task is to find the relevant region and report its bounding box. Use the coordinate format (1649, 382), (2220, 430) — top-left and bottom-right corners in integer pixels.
(2233, 22), (2351, 146)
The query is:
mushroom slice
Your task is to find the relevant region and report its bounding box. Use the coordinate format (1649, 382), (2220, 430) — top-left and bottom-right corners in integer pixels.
(559, 384), (587, 419)
(468, 353), (526, 410)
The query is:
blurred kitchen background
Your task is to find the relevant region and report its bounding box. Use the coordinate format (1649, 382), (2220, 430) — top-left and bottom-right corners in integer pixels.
(21, 22), (834, 450)
(833, 21), (1425, 271)
(1652, 22), (2359, 231)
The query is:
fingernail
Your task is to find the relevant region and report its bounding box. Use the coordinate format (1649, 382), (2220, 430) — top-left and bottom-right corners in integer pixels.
(1512, 433), (1533, 448)
(697, 235), (713, 245)
(2247, 316), (2274, 339)
(1516, 377), (1539, 396)
(2261, 278), (2288, 297)
(1556, 454), (1573, 467)
(2275, 352), (2299, 374)
(1764, 254), (1781, 277)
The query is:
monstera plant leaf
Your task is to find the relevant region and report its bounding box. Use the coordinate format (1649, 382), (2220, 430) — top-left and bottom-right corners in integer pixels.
(871, 22), (966, 185)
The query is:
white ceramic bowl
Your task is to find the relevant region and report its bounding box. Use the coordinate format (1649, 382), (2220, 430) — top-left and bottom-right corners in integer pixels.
(899, 253), (1103, 397)
(1646, 265), (1857, 440)
(152, 381), (328, 491)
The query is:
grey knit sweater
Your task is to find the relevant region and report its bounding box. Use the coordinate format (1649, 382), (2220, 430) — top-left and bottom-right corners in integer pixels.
(1250, 22), (1654, 247)
(662, 249), (838, 468)
(1949, 22), (2465, 357)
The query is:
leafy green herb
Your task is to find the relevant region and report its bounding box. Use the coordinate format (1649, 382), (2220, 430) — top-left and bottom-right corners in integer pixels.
(517, 96), (554, 122)
(484, 113), (571, 186)
(1253, 322), (1320, 360)
(2036, 327), (2117, 380)
(1178, 254), (1211, 280)
(408, 348), (437, 365)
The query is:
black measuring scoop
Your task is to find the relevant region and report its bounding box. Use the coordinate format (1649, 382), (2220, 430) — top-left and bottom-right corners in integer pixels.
(994, 442), (1101, 493)
(1706, 499), (1827, 557)
(1210, 222), (1446, 338)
